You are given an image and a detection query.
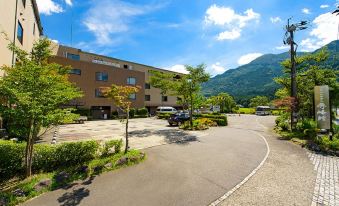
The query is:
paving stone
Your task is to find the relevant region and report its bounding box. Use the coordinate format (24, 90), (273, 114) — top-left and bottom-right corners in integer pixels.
(308, 152), (339, 206)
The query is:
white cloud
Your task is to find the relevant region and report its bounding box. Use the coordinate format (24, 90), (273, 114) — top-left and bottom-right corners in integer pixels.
(270, 17), (282, 23)
(50, 39), (59, 44)
(208, 62), (227, 76)
(36, 0), (63, 15)
(300, 12), (338, 51)
(164, 65), (188, 74)
(83, 0), (163, 45)
(217, 29), (241, 40)
(275, 45), (289, 50)
(237, 53), (263, 65)
(320, 5), (329, 9)
(302, 8), (311, 14)
(204, 5), (260, 41)
(65, 0), (73, 6)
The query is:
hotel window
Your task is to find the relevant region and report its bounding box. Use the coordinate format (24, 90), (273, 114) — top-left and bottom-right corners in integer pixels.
(95, 88), (105, 98)
(69, 69), (81, 75)
(96, 72), (108, 81)
(17, 21), (23, 44)
(177, 97), (182, 101)
(129, 93), (136, 100)
(162, 96), (168, 102)
(127, 77), (136, 85)
(145, 83), (150, 89)
(145, 95), (151, 101)
(66, 53), (80, 61)
(33, 23), (35, 35)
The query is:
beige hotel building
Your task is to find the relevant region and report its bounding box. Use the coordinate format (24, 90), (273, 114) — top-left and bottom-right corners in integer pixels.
(50, 45), (183, 119)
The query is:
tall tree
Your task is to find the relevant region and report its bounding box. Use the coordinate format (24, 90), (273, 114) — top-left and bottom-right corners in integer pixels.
(0, 38), (83, 177)
(102, 85), (140, 154)
(149, 71), (175, 105)
(249, 96), (270, 108)
(209, 93), (236, 113)
(176, 64), (210, 128)
(275, 49), (339, 119)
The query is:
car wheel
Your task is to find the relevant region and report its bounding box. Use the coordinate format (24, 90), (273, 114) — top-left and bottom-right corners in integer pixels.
(169, 123), (173, 126)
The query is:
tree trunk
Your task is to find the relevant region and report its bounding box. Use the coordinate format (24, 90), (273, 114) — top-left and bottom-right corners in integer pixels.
(124, 108), (129, 154)
(25, 119), (35, 177)
(190, 93), (193, 129)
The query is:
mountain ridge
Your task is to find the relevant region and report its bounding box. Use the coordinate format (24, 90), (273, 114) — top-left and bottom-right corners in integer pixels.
(202, 40), (339, 104)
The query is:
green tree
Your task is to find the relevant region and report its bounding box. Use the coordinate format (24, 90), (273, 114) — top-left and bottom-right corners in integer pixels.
(102, 85), (140, 154)
(176, 64), (210, 128)
(149, 71), (175, 105)
(274, 49), (339, 119)
(208, 93), (236, 113)
(0, 38), (83, 177)
(249, 96), (270, 108)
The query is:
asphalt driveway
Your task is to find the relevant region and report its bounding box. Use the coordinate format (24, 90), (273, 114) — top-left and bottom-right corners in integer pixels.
(24, 121), (268, 206)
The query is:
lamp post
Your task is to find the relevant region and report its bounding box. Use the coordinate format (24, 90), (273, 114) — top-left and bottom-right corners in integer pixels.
(283, 18), (308, 131)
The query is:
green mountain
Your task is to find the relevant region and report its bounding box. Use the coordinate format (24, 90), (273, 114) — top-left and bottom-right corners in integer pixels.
(202, 40), (339, 104)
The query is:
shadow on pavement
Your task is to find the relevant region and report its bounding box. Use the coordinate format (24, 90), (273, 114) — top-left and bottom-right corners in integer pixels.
(57, 187), (89, 206)
(129, 129), (198, 145)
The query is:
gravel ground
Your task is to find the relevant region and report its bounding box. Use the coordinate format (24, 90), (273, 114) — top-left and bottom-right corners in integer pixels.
(220, 115), (316, 206)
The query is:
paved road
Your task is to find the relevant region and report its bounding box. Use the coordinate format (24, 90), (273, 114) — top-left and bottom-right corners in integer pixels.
(220, 115), (316, 206)
(24, 119), (268, 206)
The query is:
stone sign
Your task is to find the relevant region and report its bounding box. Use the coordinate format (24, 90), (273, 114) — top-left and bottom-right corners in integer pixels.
(314, 85), (331, 130)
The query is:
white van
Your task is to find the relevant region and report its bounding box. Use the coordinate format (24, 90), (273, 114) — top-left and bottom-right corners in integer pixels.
(156, 106), (177, 114)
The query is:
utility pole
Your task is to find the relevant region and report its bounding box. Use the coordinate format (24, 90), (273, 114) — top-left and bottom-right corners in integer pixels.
(284, 18), (307, 131)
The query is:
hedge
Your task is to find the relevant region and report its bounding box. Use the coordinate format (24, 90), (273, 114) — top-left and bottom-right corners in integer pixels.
(0, 140), (101, 182)
(194, 114), (228, 126)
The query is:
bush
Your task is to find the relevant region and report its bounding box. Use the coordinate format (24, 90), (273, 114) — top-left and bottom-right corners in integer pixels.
(101, 139), (122, 157)
(296, 119), (318, 139)
(136, 108), (148, 116)
(157, 113), (171, 119)
(193, 114), (228, 126)
(73, 108), (91, 116)
(54, 141), (99, 167)
(275, 113), (290, 131)
(0, 140), (100, 182)
(129, 108), (136, 118)
(0, 140), (25, 181)
(315, 135), (339, 151)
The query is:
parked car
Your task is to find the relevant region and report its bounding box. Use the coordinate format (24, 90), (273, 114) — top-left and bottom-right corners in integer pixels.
(156, 106), (177, 114)
(168, 112), (190, 126)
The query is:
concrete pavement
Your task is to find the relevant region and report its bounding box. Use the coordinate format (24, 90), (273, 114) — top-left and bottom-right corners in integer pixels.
(220, 115), (316, 206)
(24, 121), (268, 206)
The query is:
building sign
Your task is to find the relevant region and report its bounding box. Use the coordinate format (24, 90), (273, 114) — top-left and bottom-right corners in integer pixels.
(314, 85), (331, 130)
(92, 59), (120, 68)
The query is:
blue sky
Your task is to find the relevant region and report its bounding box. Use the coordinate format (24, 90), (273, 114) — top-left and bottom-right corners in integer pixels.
(37, 0), (339, 76)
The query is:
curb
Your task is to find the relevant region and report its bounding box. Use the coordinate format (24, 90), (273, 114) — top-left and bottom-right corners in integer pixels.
(208, 118), (270, 206)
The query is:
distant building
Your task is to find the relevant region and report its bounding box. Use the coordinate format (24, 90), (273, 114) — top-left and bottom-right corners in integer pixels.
(50, 45), (183, 119)
(0, 0), (43, 74)
(0, 0), (43, 128)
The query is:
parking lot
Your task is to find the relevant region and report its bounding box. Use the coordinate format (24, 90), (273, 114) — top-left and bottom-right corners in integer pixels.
(40, 117), (207, 149)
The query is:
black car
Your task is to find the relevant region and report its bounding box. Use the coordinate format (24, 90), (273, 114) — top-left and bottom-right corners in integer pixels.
(168, 112), (190, 126)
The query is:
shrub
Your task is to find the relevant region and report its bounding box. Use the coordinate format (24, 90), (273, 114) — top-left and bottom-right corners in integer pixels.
(129, 108), (136, 118)
(101, 139), (122, 157)
(54, 141), (99, 167)
(0, 140), (25, 181)
(157, 113), (171, 119)
(193, 114), (228, 126)
(296, 119), (318, 139)
(275, 113), (290, 131)
(32, 144), (57, 172)
(73, 108), (91, 116)
(315, 135), (339, 151)
(136, 108), (148, 116)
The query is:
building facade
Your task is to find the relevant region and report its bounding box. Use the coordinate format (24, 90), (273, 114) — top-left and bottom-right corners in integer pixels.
(0, 0), (42, 128)
(51, 45), (182, 119)
(0, 0), (43, 74)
